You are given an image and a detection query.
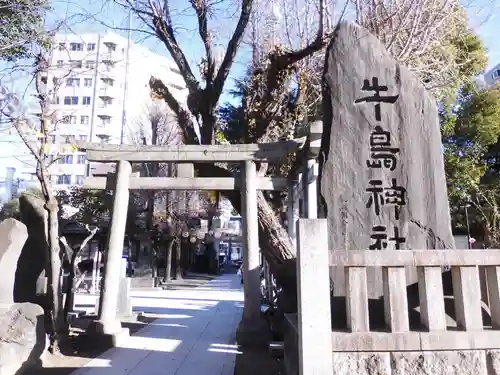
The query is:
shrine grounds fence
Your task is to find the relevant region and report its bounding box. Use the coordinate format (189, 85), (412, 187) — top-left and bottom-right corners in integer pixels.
(289, 218), (500, 375)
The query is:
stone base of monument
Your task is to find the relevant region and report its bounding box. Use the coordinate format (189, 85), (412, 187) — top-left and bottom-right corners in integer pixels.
(0, 303), (46, 375)
(130, 277), (156, 289)
(86, 320), (130, 349)
(236, 317), (271, 349)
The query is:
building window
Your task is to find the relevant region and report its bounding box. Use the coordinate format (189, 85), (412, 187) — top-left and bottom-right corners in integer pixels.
(78, 135), (88, 141)
(58, 42), (66, 51)
(85, 60), (95, 69)
(103, 61), (114, 71)
(62, 115), (77, 124)
(82, 96), (91, 105)
(66, 78), (80, 87)
(87, 43), (96, 52)
(57, 175), (72, 185)
(80, 115), (89, 124)
(59, 155), (74, 164)
(101, 97), (113, 107)
(63, 135), (75, 143)
(75, 175), (84, 185)
(70, 43), (83, 51)
(63, 96), (79, 105)
(77, 155), (86, 164)
(102, 78), (114, 87)
(84, 78), (92, 87)
(69, 60), (82, 69)
(100, 117), (111, 126)
(57, 60), (63, 68)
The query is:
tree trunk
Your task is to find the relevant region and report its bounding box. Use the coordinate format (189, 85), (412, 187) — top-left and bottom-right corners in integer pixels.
(46, 198), (64, 353)
(63, 250), (79, 326)
(175, 239), (182, 280)
(164, 238), (174, 282)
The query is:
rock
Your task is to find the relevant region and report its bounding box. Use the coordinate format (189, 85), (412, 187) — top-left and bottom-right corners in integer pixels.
(331, 352), (391, 375)
(391, 351), (486, 375)
(319, 22), (455, 320)
(487, 351), (500, 375)
(0, 219), (28, 305)
(0, 303), (46, 375)
(14, 194), (49, 308)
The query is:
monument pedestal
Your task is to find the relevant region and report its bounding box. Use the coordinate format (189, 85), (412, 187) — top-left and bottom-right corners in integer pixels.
(236, 317), (271, 349)
(87, 319), (129, 348)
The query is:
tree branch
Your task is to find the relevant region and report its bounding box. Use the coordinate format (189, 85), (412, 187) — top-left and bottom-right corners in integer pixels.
(212, 0), (254, 101)
(149, 76), (199, 143)
(150, 0), (199, 94)
(190, 0), (215, 84)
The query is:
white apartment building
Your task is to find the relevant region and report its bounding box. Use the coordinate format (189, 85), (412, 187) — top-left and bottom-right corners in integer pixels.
(17, 31), (188, 190)
(484, 62), (500, 87)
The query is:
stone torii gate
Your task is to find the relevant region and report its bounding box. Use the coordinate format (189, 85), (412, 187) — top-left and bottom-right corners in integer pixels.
(76, 141), (301, 346)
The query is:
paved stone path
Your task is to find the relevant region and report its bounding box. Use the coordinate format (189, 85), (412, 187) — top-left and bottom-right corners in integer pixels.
(71, 273), (243, 375)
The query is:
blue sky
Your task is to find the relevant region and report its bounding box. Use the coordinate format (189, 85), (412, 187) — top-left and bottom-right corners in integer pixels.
(467, 0), (500, 71)
(2, 0), (500, 101)
(48, 0), (500, 87)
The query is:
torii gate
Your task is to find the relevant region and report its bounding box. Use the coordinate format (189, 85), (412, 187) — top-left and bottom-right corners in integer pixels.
(76, 140), (302, 346)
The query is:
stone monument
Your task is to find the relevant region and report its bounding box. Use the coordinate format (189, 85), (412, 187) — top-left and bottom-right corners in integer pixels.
(15, 193), (49, 308)
(318, 22), (455, 325)
(0, 218), (46, 375)
(0, 219), (28, 305)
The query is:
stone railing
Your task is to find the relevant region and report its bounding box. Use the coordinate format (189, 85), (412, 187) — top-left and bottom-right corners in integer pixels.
(329, 249), (500, 351)
(284, 218), (500, 375)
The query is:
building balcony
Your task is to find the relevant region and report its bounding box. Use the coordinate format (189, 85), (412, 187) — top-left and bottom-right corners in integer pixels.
(95, 123), (115, 143)
(96, 108), (115, 119)
(98, 86), (118, 99)
(98, 65), (117, 79)
(103, 41), (117, 51)
(100, 52), (116, 63)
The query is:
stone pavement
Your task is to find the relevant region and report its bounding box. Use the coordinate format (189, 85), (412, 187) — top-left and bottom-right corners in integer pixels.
(71, 272), (244, 375)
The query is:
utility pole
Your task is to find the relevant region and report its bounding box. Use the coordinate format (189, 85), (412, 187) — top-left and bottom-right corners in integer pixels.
(120, 6), (132, 145)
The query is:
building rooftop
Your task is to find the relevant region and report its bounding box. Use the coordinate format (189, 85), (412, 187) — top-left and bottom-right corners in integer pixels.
(484, 62), (500, 86)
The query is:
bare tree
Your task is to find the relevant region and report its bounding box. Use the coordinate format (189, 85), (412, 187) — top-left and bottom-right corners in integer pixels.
(100, 0), (336, 289)
(0, 53), (72, 353)
(156, 187), (217, 280)
(131, 100), (181, 279)
(353, 0), (488, 98)
(100, 0), (489, 295)
(60, 225), (98, 325)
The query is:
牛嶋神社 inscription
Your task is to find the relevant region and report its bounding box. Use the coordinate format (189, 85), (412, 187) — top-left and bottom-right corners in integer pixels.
(319, 22), (455, 303)
(355, 77), (407, 250)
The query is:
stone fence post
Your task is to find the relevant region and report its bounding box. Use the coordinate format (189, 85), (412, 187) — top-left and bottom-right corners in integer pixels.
(296, 219), (332, 375)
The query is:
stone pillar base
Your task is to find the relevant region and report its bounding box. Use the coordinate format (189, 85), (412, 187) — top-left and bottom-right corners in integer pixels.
(236, 318), (271, 349)
(87, 319), (130, 348)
